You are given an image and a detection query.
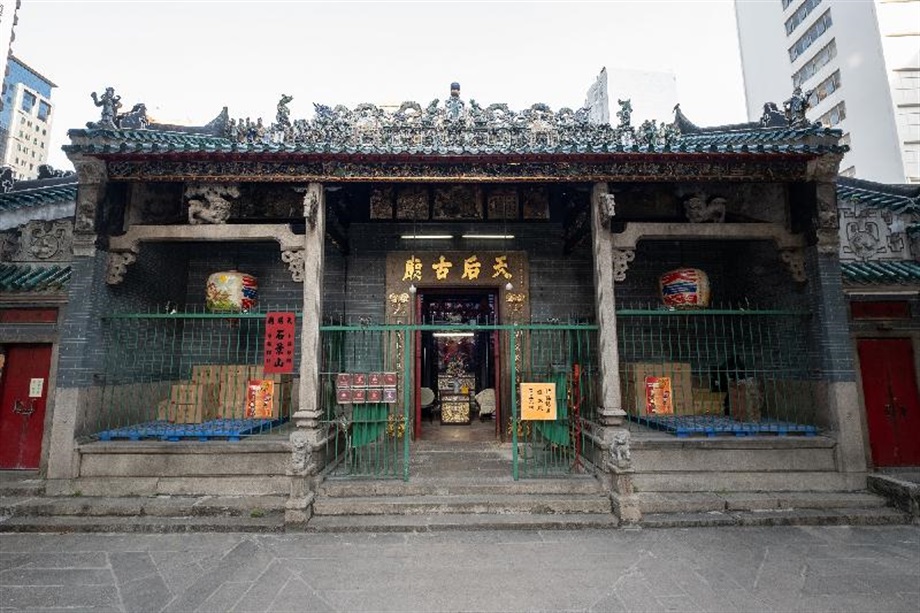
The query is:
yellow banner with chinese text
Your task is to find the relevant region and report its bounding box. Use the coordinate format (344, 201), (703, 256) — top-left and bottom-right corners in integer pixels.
(520, 382), (557, 420)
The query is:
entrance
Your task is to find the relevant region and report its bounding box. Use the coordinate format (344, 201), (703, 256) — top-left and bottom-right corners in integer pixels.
(414, 289), (500, 440)
(858, 338), (920, 466)
(0, 344), (53, 470)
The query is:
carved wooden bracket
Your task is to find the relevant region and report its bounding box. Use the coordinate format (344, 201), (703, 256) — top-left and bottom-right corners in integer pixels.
(281, 248), (305, 282)
(612, 249), (635, 282)
(105, 223), (303, 285)
(780, 248), (807, 283)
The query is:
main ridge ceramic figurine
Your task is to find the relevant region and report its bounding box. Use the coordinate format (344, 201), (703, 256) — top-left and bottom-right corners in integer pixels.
(206, 270), (258, 312)
(659, 268), (711, 309)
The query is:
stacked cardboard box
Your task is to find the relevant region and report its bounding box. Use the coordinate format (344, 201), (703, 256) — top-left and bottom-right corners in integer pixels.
(157, 383), (220, 424)
(191, 364), (293, 420)
(691, 390), (727, 416)
(622, 362), (693, 415)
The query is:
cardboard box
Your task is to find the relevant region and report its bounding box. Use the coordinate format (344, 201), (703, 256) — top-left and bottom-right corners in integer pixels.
(691, 389), (726, 416)
(167, 383), (219, 423)
(190, 364), (293, 419)
(729, 379), (763, 422)
(623, 362), (693, 415)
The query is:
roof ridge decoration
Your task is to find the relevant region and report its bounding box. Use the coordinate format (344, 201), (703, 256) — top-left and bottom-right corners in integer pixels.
(225, 86), (682, 151)
(73, 84), (848, 157)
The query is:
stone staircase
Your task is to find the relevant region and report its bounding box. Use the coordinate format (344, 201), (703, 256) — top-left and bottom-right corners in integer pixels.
(0, 473), (286, 532)
(306, 441), (618, 532)
(626, 433), (909, 527)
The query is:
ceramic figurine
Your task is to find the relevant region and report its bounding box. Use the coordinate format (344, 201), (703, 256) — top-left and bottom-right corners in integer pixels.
(206, 270), (258, 312)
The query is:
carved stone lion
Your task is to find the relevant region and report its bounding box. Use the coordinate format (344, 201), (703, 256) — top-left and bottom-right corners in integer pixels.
(610, 429), (631, 469)
(184, 183), (240, 224)
(290, 430), (310, 472)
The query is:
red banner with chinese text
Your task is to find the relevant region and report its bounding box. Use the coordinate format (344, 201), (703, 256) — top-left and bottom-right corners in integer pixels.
(263, 312), (296, 374)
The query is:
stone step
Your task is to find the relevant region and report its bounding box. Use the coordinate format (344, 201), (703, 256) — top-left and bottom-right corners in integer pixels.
(630, 440), (837, 474)
(0, 513), (285, 533)
(634, 491), (890, 514)
(303, 512), (620, 533)
(318, 477), (604, 498)
(312, 494), (612, 516)
(631, 471), (860, 493)
(65, 475), (290, 497)
(640, 506), (909, 529)
(0, 477), (44, 497)
(0, 495), (287, 518)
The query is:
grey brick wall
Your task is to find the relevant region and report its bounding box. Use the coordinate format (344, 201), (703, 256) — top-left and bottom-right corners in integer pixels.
(805, 249), (855, 382)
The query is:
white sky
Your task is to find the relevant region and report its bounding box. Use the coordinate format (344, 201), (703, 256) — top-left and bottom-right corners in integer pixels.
(15, 0), (749, 171)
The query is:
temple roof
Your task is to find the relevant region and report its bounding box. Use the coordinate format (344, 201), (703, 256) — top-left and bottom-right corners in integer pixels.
(836, 176), (920, 215)
(0, 181), (77, 214)
(841, 261), (920, 285)
(64, 92), (847, 159)
(0, 264), (72, 293)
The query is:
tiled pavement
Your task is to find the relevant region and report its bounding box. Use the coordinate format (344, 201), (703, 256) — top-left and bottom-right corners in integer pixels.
(1, 525), (918, 612)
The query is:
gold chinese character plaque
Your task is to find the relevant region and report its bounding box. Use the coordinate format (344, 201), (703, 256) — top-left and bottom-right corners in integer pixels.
(520, 383), (557, 420)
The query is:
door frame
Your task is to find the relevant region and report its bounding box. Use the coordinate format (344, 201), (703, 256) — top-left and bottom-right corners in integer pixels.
(854, 333), (920, 468)
(0, 343), (56, 471)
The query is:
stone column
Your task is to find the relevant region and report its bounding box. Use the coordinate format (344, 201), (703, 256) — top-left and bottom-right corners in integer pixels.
(590, 183), (639, 522)
(590, 183), (626, 426)
(806, 156), (867, 489)
(287, 183), (326, 523)
(45, 155), (108, 495)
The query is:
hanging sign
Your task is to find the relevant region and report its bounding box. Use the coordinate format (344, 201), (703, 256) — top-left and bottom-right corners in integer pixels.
(263, 312), (296, 374)
(520, 382), (557, 420)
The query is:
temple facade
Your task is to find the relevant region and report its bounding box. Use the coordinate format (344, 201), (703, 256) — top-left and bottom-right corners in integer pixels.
(3, 81), (915, 526)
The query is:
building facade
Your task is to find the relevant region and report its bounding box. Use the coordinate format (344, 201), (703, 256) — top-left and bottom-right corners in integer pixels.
(16, 82), (874, 525)
(0, 55), (54, 180)
(735, 0), (920, 184)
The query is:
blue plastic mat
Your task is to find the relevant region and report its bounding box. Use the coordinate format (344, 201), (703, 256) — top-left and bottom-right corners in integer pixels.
(630, 414), (817, 438)
(97, 418), (287, 442)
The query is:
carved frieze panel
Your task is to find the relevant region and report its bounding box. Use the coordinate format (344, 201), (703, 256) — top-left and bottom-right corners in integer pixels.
(2, 220), (74, 262)
(487, 187), (518, 219)
(433, 185), (482, 220)
(370, 186), (395, 219)
(396, 186), (429, 220)
(184, 183), (241, 224)
(106, 159), (807, 183)
(521, 187), (549, 220)
(838, 200), (917, 262)
(127, 183), (184, 225)
(236, 184), (304, 219)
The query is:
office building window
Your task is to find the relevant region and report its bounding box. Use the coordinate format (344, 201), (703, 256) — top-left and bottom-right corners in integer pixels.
(792, 40), (837, 89)
(782, 0), (796, 10)
(21, 91), (36, 113)
(839, 133), (851, 148)
(789, 10), (832, 62)
(813, 70), (841, 104)
(786, 0), (822, 36)
(37, 101), (50, 122)
(818, 101), (846, 127)
(840, 166), (856, 177)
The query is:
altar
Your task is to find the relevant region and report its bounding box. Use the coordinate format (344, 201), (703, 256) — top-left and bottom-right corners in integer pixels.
(438, 374), (475, 424)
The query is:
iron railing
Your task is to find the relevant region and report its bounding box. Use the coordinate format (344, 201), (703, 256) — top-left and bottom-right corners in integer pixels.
(617, 305), (816, 435)
(89, 310), (298, 440)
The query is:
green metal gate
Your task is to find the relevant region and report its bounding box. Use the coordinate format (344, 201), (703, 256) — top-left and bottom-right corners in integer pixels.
(317, 323), (603, 481)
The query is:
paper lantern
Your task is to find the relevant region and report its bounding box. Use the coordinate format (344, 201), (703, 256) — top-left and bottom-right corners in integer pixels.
(206, 270), (258, 312)
(659, 268), (711, 309)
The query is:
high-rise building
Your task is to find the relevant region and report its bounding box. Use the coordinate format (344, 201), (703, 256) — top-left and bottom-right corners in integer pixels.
(0, 55), (54, 180)
(735, 0), (920, 183)
(0, 0), (22, 158)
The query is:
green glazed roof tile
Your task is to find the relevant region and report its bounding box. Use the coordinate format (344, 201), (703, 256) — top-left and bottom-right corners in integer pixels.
(842, 261), (920, 285)
(0, 264), (72, 293)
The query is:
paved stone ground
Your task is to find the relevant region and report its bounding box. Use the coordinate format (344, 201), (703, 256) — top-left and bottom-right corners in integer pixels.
(1, 526), (918, 612)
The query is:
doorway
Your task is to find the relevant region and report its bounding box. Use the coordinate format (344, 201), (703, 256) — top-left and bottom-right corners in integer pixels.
(0, 344), (53, 470)
(414, 289), (500, 441)
(858, 338), (920, 467)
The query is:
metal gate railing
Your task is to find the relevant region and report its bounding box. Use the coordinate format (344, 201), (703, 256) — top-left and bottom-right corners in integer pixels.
(617, 306), (816, 435)
(91, 310), (299, 440)
(317, 323), (602, 481)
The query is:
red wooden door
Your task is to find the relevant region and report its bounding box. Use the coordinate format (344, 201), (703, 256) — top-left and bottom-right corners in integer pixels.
(858, 338), (920, 466)
(0, 345), (52, 469)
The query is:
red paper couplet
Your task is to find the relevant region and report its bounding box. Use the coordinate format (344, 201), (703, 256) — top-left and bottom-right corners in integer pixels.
(264, 312), (296, 374)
